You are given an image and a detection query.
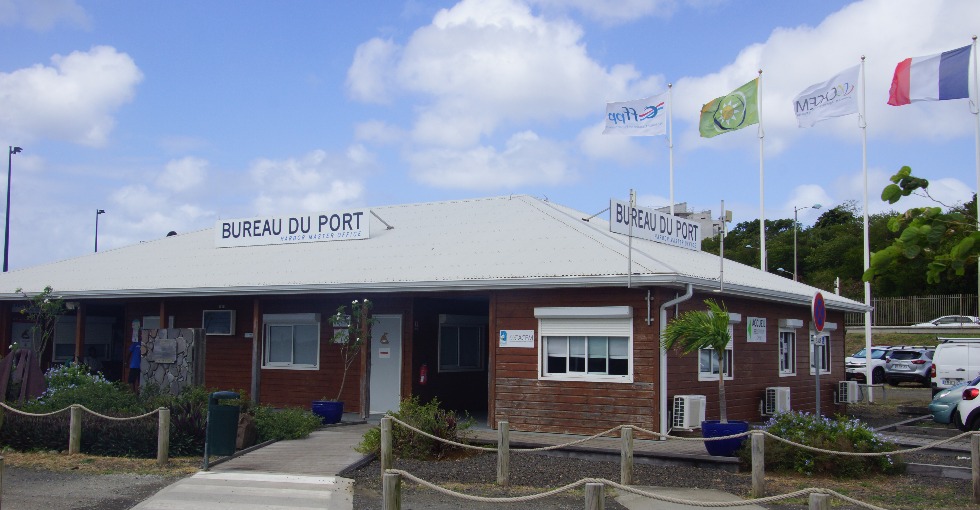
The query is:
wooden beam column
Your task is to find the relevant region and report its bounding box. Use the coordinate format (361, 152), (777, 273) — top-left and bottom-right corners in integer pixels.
(251, 298), (261, 404)
(74, 303), (86, 363)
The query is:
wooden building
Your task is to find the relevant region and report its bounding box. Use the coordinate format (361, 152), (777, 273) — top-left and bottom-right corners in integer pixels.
(0, 195), (865, 434)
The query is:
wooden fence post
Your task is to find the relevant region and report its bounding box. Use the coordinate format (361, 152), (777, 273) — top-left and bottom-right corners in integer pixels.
(620, 426), (633, 485)
(382, 471), (401, 510)
(972, 432), (979, 504)
(1, 455), (4, 508)
(751, 430), (765, 498)
(497, 421), (510, 486)
(157, 408), (170, 465)
(585, 482), (604, 510)
(808, 492), (830, 510)
(68, 405), (81, 455)
(381, 417), (393, 476)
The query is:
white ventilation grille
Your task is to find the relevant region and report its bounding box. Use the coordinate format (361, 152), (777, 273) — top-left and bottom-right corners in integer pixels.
(837, 380), (860, 404)
(672, 395), (706, 430)
(763, 387), (791, 415)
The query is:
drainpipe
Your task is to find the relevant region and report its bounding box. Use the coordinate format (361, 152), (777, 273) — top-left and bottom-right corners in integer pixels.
(659, 284), (694, 439)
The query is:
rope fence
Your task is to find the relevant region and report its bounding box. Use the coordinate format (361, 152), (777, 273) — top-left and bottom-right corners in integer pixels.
(380, 415), (980, 508)
(0, 402), (171, 465)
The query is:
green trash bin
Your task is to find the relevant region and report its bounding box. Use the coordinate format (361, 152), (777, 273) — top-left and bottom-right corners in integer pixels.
(205, 391), (240, 458)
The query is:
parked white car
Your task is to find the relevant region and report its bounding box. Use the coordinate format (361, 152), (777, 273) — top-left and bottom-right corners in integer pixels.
(955, 381), (980, 431)
(932, 338), (980, 395)
(845, 346), (891, 384)
(911, 315), (980, 327)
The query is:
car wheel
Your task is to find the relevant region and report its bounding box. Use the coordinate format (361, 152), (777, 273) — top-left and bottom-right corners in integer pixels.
(952, 411), (963, 429)
(970, 414), (980, 432)
(872, 367), (884, 384)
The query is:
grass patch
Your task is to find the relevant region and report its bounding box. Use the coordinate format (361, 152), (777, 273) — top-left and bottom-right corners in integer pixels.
(766, 472), (970, 510)
(1, 450), (200, 477)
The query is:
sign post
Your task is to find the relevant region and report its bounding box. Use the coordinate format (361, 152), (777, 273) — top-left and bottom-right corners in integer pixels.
(812, 292), (826, 416)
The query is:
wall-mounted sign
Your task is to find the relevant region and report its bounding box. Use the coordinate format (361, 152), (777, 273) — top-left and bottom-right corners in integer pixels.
(153, 338), (177, 364)
(378, 347), (391, 359)
(499, 330), (534, 348)
(608, 199), (701, 251)
(747, 317), (767, 343)
(215, 209), (370, 248)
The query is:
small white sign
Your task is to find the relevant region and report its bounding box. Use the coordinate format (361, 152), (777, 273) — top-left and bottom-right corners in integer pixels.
(747, 317), (767, 343)
(608, 199), (701, 251)
(215, 208), (370, 248)
(378, 347), (391, 359)
(499, 330), (534, 348)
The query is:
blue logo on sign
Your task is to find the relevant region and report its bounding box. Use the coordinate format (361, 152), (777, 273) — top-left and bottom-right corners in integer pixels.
(499, 331), (507, 344)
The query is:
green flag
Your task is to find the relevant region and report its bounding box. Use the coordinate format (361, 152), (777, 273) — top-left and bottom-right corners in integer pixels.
(699, 78), (759, 138)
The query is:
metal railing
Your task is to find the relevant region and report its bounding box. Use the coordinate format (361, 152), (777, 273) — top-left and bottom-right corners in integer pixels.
(844, 294), (978, 327)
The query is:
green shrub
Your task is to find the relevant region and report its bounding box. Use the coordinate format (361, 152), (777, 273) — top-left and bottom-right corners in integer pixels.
(24, 363), (141, 414)
(253, 406), (322, 441)
(739, 411), (905, 478)
(356, 396), (474, 460)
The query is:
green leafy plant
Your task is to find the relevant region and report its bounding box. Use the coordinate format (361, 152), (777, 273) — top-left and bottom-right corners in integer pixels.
(662, 299), (733, 422)
(739, 411), (904, 478)
(16, 286), (65, 362)
(326, 299), (377, 401)
(356, 396), (474, 460)
(253, 406), (322, 441)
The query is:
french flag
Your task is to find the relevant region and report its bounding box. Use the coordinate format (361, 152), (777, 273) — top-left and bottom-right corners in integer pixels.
(887, 45), (972, 106)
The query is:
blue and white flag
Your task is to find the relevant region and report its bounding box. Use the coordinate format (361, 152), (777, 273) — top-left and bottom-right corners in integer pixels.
(793, 65), (860, 128)
(603, 92), (668, 136)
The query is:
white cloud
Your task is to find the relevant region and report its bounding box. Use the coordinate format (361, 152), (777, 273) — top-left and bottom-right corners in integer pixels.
(354, 120), (405, 145)
(0, 46), (143, 147)
(346, 38), (399, 103)
(673, 0), (980, 152)
(0, 0), (90, 31)
(249, 149), (372, 215)
(348, 0), (663, 149)
(409, 130), (574, 189)
(156, 157), (208, 193)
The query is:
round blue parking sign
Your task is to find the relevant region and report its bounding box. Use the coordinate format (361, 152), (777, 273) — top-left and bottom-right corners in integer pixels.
(812, 292), (826, 333)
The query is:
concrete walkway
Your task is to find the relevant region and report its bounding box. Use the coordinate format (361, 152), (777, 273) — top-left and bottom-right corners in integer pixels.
(131, 423), (373, 510)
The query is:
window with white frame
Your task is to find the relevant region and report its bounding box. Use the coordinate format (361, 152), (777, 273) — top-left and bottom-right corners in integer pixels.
(263, 313), (320, 370)
(777, 318), (802, 377)
(809, 322), (835, 375)
(698, 313), (740, 381)
(438, 315), (486, 372)
(536, 306), (633, 383)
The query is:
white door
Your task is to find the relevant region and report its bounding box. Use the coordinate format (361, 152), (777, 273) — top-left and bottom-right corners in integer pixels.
(369, 315), (403, 414)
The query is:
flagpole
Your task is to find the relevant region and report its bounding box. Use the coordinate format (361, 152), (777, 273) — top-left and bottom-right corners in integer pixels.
(757, 69), (766, 271)
(971, 36), (979, 315)
(669, 83), (675, 216)
(628, 189), (635, 288)
(860, 55), (874, 402)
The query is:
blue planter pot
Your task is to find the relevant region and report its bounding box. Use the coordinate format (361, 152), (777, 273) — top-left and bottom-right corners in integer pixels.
(701, 420), (749, 457)
(311, 400), (344, 424)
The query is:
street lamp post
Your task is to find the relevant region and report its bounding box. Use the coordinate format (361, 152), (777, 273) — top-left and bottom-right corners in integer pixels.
(792, 203), (822, 282)
(4, 146), (22, 272)
(95, 209), (106, 252)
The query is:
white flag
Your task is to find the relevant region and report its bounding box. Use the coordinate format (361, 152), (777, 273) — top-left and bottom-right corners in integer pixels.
(603, 92), (668, 136)
(793, 65), (860, 128)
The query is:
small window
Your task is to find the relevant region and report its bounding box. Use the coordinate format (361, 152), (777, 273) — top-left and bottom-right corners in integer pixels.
(778, 330), (796, 376)
(698, 324), (734, 381)
(438, 315), (485, 372)
(203, 310), (235, 336)
(810, 333), (831, 375)
(263, 313), (320, 370)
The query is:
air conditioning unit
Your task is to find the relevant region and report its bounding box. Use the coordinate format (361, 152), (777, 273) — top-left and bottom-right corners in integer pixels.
(764, 387), (791, 415)
(837, 380), (860, 404)
(672, 395), (706, 430)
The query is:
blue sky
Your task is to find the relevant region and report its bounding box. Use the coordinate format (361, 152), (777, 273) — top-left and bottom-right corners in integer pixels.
(0, 0), (977, 270)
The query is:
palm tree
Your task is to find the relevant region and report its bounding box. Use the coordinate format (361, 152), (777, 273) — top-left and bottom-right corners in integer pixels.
(662, 299), (732, 424)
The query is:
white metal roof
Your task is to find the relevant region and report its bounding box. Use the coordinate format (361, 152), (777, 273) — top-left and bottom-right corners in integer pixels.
(0, 195), (867, 312)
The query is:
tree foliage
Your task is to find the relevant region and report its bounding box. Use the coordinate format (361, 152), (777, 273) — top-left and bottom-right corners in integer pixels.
(662, 299), (733, 423)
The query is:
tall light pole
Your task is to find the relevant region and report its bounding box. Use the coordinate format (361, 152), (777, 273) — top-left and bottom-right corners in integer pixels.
(792, 203), (821, 282)
(4, 146), (22, 272)
(94, 209), (106, 252)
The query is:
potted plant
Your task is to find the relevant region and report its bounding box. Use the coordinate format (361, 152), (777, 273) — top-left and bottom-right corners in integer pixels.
(311, 299), (373, 424)
(662, 298), (749, 456)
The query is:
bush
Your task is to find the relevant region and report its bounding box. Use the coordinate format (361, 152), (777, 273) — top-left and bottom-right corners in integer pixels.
(356, 396), (474, 460)
(739, 411), (905, 478)
(253, 406), (322, 441)
(24, 363), (141, 414)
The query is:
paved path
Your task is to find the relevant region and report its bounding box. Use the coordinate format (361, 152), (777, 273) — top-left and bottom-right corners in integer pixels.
(131, 423), (373, 510)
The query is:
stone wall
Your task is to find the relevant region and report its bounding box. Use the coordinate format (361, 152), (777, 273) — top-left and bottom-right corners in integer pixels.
(139, 328), (206, 394)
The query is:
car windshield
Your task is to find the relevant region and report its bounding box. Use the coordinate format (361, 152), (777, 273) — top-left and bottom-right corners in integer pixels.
(889, 351), (922, 360)
(851, 348), (888, 359)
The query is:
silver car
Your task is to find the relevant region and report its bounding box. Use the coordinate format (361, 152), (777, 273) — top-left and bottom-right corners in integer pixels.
(884, 347), (934, 387)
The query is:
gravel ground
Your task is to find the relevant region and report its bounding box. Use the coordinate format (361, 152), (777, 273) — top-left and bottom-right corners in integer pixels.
(1, 468), (179, 510)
